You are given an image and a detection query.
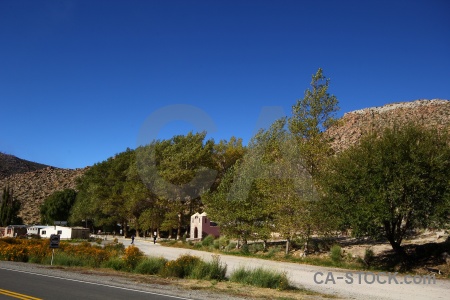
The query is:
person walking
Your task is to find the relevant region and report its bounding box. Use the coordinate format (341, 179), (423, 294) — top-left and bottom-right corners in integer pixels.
(131, 234), (135, 244)
(153, 231), (157, 244)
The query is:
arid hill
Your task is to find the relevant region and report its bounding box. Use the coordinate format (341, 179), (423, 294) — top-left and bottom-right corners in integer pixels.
(326, 99), (450, 152)
(0, 153), (49, 180)
(0, 165), (87, 225)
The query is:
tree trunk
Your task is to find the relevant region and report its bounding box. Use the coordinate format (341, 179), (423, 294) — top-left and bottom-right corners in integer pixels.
(177, 212), (182, 240)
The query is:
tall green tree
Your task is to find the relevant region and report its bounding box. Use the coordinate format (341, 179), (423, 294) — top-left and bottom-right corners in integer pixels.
(288, 68), (339, 177)
(204, 119), (318, 250)
(136, 132), (216, 239)
(40, 189), (77, 225)
(319, 124), (450, 255)
(71, 149), (135, 234)
(0, 187), (22, 226)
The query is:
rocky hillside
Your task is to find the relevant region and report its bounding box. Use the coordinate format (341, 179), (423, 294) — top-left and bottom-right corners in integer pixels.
(0, 166), (87, 225)
(0, 153), (49, 180)
(326, 99), (450, 152)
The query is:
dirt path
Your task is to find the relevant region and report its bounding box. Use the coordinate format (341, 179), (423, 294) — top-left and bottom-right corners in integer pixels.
(122, 237), (449, 300)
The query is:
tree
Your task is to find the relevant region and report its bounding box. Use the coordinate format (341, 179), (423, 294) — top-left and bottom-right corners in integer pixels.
(204, 119), (319, 251)
(288, 68), (339, 177)
(40, 189), (77, 225)
(319, 124), (450, 255)
(0, 186), (22, 226)
(70, 149), (135, 234)
(136, 132), (217, 239)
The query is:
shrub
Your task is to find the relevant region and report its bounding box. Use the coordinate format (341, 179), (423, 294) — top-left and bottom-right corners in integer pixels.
(104, 242), (125, 256)
(230, 267), (290, 290)
(330, 245), (342, 264)
(52, 252), (85, 267)
(202, 235), (215, 247)
(190, 255), (227, 281)
(225, 242), (237, 251)
(240, 243), (249, 255)
(363, 248), (374, 267)
(102, 257), (127, 271)
(134, 257), (167, 275)
(161, 254), (201, 278)
(123, 246), (144, 270)
(249, 243), (264, 253)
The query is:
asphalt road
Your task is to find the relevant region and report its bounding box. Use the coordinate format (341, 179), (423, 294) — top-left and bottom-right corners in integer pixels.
(127, 237), (450, 300)
(0, 267), (190, 300)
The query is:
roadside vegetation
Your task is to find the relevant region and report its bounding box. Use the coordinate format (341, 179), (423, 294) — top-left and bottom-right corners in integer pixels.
(0, 237), (302, 293)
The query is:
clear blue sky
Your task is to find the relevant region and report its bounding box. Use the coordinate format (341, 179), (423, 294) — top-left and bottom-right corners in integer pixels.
(1, 0), (449, 169)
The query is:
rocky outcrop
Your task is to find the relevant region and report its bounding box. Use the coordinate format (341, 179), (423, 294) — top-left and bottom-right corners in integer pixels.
(0, 167), (87, 225)
(326, 99), (450, 152)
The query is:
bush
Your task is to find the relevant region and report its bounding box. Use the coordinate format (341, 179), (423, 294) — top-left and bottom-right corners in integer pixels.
(134, 257), (167, 275)
(330, 245), (342, 264)
(104, 242), (125, 256)
(363, 248), (374, 267)
(224, 242), (237, 251)
(189, 255), (227, 280)
(52, 252), (85, 267)
(161, 254), (201, 278)
(102, 257), (127, 271)
(249, 243), (264, 253)
(240, 243), (250, 255)
(230, 267), (290, 290)
(202, 235), (215, 247)
(123, 246), (144, 270)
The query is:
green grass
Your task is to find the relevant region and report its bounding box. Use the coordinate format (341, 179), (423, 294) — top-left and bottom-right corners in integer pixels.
(189, 255), (227, 280)
(230, 266), (291, 290)
(101, 257), (128, 271)
(134, 257), (167, 275)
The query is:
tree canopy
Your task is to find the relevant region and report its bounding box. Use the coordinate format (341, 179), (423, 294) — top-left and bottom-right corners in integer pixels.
(288, 68), (339, 176)
(319, 124), (450, 255)
(0, 186), (22, 226)
(40, 189), (77, 225)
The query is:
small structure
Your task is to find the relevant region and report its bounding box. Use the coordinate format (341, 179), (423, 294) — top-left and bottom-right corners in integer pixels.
(39, 226), (89, 240)
(190, 212), (220, 240)
(27, 225), (47, 237)
(2, 225), (28, 238)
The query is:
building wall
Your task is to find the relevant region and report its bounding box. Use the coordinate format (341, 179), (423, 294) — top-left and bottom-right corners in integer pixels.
(190, 212), (220, 240)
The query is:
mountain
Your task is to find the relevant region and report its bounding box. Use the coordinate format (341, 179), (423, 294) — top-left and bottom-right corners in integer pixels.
(0, 153), (50, 180)
(0, 156), (87, 225)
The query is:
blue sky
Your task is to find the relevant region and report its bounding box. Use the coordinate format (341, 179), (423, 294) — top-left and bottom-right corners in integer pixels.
(1, 0), (449, 169)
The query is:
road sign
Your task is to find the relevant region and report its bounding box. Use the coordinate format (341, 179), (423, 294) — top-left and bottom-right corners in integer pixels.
(49, 234), (60, 249)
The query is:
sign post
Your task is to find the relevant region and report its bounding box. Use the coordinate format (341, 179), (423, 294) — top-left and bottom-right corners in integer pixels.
(49, 234), (60, 265)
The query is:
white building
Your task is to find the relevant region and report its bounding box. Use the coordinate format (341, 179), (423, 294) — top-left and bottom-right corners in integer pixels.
(38, 226), (89, 240)
(27, 225), (47, 236)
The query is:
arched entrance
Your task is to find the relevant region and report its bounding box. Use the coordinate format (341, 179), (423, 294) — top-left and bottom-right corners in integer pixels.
(194, 227), (198, 239)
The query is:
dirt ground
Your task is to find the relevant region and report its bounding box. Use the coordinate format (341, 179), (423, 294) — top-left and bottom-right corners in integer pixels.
(336, 229), (450, 276)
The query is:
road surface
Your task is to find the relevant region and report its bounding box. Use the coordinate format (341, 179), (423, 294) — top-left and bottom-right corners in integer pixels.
(0, 266), (190, 300)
